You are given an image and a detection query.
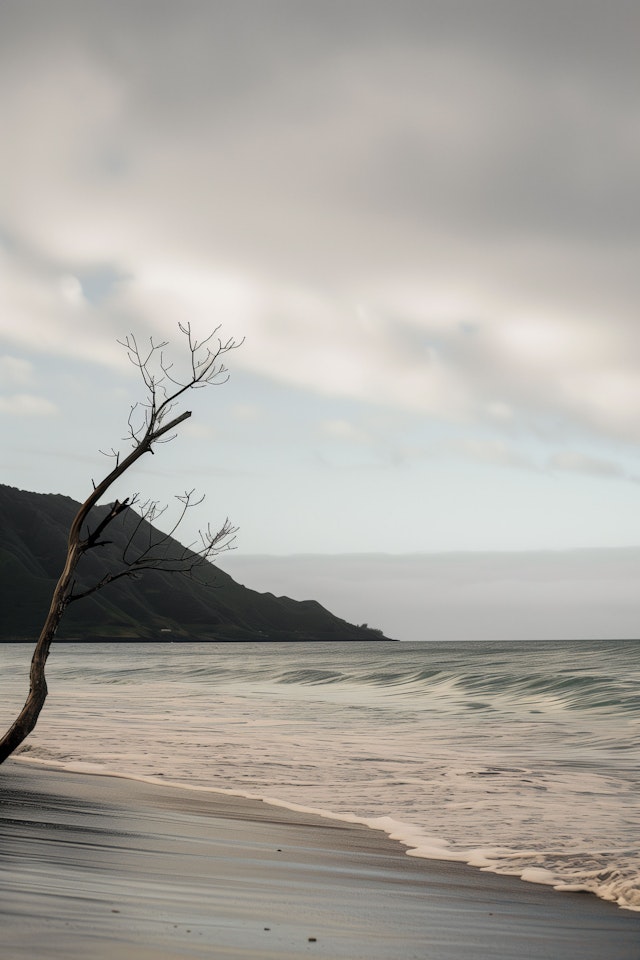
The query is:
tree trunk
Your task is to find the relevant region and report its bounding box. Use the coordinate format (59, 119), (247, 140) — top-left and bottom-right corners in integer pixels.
(0, 551), (78, 764)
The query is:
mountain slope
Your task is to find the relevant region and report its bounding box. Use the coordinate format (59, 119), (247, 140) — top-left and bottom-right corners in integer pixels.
(0, 485), (390, 641)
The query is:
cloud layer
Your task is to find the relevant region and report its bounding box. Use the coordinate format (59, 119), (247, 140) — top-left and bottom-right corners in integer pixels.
(1, 2), (639, 489)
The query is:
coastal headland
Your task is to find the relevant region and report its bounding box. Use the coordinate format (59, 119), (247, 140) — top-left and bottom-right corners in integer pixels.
(0, 484), (392, 642)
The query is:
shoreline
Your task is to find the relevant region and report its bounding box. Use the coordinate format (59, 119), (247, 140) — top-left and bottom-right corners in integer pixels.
(2, 761), (640, 959)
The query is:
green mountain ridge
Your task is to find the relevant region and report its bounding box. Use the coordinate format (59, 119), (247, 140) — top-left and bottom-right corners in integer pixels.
(0, 485), (391, 642)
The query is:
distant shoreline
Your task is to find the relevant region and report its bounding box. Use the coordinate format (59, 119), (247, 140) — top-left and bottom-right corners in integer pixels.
(0, 636), (399, 643)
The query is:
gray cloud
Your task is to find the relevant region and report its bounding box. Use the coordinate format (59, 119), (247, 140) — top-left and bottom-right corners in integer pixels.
(3, 2), (637, 263)
(1, 0), (639, 454)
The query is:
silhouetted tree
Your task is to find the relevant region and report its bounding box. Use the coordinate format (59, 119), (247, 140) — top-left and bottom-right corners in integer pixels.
(0, 324), (241, 764)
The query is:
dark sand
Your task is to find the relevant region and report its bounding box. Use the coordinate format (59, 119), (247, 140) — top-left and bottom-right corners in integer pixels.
(1, 762), (639, 959)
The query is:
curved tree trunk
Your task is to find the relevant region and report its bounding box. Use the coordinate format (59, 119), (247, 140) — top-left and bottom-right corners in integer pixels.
(0, 619), (58, 764)
(0, 546), (79, 764)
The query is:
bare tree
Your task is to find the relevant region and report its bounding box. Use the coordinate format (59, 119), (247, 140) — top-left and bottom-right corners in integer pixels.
(0, 323), (241, 765)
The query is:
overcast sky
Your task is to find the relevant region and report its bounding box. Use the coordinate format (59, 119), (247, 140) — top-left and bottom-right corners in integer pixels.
(1, 2), (640, 638)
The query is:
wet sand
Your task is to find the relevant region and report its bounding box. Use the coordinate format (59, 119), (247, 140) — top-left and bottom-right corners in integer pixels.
(1, 761), (639, 959)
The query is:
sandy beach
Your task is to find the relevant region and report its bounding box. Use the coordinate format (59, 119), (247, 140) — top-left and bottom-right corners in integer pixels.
(0, 762), (638, 959)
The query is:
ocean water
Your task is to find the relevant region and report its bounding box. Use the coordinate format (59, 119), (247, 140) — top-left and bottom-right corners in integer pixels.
(1, 639), (639, 911)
